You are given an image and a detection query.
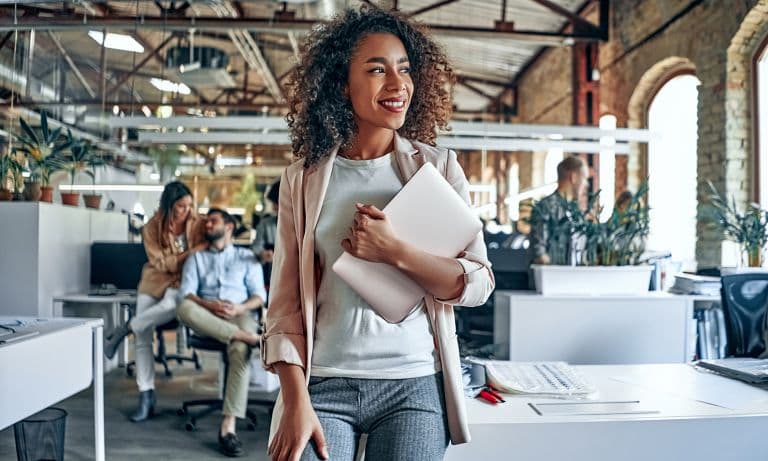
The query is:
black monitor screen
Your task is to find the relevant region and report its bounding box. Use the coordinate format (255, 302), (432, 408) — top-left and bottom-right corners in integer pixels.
(90, 242), (148, 290)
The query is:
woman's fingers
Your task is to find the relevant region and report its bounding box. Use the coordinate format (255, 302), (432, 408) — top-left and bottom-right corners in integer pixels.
(356, 203), (386, 219)
(312, 426), (329, 460)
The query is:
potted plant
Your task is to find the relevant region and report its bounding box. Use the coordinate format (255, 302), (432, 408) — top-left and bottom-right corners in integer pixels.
(59, 131), (91, 207)
(706, 181), (768, 268)
(13, 112), (70, 202)
(0, 154), (22, 201)
(83, 149), (105, 209)
(528, 184), (653, 295)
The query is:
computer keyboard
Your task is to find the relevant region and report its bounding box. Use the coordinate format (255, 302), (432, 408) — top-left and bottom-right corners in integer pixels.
(484, 361), (596, 397)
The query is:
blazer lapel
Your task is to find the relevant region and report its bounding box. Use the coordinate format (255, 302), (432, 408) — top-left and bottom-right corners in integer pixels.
(303, 147), (337, 238)
(392, 132), (424, 184)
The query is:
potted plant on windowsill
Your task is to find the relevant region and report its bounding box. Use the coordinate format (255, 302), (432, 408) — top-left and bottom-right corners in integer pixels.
(706, 181), (768, 268)
(13, 112), (70, 202)
(528, 183), (652, 295)
(60, 131), (91, 207)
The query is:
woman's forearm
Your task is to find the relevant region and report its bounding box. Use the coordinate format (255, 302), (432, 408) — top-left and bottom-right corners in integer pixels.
(274, 362), (311, 409)
(386, 240), (465, 300)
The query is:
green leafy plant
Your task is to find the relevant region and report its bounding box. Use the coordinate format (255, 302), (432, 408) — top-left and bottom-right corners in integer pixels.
(528, 184), (650, 266)
(84, 149), (106, 191)
(706, 181), (768, 266)
(0, 154), (23, 192)
(12, 112), (70, 186)
(62, 130), (93, 187)
(149, 146), (182, 181)
(232, 172), (262, 225)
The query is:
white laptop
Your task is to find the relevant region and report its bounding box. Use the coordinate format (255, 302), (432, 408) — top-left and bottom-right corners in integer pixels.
(332, 162), (482, 323)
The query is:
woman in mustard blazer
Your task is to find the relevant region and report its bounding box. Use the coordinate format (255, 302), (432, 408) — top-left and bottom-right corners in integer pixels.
(104, 181), (207, 422)
(263, 6), (495, 461)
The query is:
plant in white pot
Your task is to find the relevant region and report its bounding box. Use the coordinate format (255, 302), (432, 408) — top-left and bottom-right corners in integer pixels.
(13, 112), (70, 202)
(528, 184), (652, 295)
(706, 181), (768, 268)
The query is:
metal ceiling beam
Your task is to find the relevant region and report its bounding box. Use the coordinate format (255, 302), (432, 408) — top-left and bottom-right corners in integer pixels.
(458, 79), (495, 100)
(408, 0), (460, 17)
(0, 15), (606, 43)
(0, 100), (286, 109)
(529, 0), (605, 39)
(47, 31), (96, 97)
(108, 33), (176, 94)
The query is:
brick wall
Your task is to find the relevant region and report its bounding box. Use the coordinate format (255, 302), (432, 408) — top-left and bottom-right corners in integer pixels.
(513, 0), (766, 268)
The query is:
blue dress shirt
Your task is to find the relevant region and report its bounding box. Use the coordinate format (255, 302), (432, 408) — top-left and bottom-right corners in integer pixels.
(180, 244), (266, 306)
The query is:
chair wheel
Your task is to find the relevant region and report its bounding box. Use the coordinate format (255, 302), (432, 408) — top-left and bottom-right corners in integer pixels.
(195, 362), (202, 371)
(177, 408), (186, 416)
(126, 368), (134, 378)
(164, 370), (173, 378)
(247, 422), (256, 431)
(185, 422), (196, 432)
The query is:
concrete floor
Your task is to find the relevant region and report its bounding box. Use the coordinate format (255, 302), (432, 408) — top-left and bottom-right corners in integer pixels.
(0, 345), (273, 460)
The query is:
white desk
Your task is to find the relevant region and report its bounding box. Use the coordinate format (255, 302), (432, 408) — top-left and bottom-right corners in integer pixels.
(0, 316), (105, 461)
(446, 363), (768, 461)
(53, 293), (136, 370)
(494, 291), (702, 364)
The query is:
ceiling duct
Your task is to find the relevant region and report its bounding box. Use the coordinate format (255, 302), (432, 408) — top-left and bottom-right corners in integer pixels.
(166, 46), (235, 88)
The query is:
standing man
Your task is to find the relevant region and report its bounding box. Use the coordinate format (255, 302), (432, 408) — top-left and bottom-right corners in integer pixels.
(529, 156), (589, 265)
(177, 208), (266, 457)
(251, 179), (279, 291)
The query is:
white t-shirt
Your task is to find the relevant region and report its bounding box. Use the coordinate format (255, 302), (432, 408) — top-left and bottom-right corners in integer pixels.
(311, 153), (440, 379)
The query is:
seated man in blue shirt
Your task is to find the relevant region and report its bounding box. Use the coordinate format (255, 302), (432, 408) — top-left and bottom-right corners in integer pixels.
(177, 208), (266, 457)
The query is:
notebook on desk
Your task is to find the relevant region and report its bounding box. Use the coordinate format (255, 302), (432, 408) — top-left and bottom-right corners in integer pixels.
(332, 162), (482, 323)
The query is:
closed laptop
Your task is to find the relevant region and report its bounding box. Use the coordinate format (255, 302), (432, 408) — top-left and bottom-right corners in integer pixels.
(332, 162), (482, 323)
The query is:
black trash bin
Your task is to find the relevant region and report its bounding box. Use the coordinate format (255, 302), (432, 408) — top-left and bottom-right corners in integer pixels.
(13, 407), (67, 461)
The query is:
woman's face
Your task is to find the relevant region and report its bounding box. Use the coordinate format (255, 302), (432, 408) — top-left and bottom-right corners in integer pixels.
(346, 33), (413, 133)
(172, 195), (193, 222)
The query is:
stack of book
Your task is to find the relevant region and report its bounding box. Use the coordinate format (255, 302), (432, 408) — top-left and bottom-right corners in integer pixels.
(669, 273), (721, 296)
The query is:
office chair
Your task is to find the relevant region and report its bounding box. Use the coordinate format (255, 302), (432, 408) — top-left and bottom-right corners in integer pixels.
(720, 273), (768, 357)
(178, 311), (274, 432)
(126, 319), (202, 378)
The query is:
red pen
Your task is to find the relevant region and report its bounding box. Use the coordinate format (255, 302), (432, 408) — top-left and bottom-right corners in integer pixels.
(478, 389), (502, 404)
(484, 387), (506, 403)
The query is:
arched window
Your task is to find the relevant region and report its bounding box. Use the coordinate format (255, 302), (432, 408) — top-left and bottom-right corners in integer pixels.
(647, 74), (700, 270)
(756, 39), (768, 207)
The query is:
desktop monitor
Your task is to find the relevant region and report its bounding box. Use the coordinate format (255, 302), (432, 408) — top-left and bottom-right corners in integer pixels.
(90, 242), (148, 290)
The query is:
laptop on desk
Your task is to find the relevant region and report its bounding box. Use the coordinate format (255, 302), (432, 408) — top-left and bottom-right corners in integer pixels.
(697, 358), (768, 384)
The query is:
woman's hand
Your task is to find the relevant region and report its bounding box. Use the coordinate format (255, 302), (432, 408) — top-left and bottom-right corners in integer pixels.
(268, 397), (328, 461)
(341, 203), (400, 264)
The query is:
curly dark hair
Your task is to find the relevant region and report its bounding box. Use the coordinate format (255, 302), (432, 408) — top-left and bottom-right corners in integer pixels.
(286, 5), (455, 168)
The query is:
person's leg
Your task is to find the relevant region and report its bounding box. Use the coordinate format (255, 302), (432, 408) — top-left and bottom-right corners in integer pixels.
(133, 289), (179, 393)
(130, 288), (179, 335)
(176, 298), (239, 344)
(362, 374), (449, 461)
(299, 377), (359, 461)
(127, 294), (160, 422)
(221, 312), (259, 434)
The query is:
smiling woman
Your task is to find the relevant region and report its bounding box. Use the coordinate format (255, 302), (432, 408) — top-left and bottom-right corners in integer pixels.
(286, 6), (455, 167)
(265, 5), (496, 461)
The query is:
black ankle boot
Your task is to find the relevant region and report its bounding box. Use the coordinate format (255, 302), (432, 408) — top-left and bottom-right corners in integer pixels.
(130, 390), (156, 423)
(104, 323), (131, 360)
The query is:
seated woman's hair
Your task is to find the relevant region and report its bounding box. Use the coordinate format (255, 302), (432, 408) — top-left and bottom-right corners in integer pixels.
(286, 5), (455, 167)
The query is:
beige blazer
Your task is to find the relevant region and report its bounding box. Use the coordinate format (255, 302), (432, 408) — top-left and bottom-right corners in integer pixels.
(262, 133), (495, 445)
(137, 212), (207, 299)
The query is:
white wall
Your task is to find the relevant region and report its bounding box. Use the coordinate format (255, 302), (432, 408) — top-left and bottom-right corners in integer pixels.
(0, 203), (127, 317)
